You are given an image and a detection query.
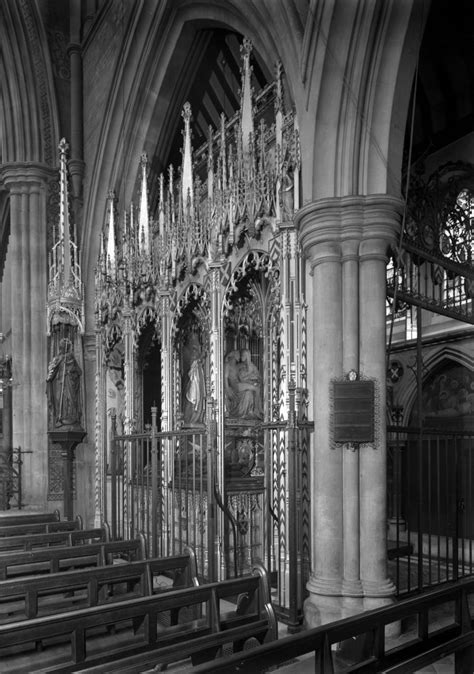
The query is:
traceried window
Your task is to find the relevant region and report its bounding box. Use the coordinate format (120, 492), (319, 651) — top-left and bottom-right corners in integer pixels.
(441, 188), (474, 306)
(441, 188), (474, 264)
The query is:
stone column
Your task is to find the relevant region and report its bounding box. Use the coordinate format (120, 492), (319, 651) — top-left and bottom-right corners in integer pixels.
(8, 185), (25, 458)
(68, 0), (85, 205)
(1, 165), (52, 509)
(298, 202), (343, 625)
(341, 232), (363, 610)
(359, 197), (402, 609)
(297, 195), (402, 626)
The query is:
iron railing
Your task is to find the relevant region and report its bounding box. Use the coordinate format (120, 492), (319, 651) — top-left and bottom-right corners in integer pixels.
(0, 446), (29, 510)
(108, 407), (214, 580)
(107, 395), (313, 628)
(387, 424), (474, 596)
(193, 574), (474, 673)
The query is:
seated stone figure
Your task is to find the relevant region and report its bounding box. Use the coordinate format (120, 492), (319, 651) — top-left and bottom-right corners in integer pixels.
(224, 348), (263, 420)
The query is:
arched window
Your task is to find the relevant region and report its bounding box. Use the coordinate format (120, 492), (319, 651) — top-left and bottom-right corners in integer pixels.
(441, 188), (474, 306)
(441, 188), (474, 264)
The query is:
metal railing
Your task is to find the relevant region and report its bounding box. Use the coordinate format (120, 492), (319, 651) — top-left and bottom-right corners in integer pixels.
(193, 575), (474, 673)
(107, 393), (313, 626)
(108, 407), (214, 580)
(0, 446), (30, 510)
(387, 424), (474, 596)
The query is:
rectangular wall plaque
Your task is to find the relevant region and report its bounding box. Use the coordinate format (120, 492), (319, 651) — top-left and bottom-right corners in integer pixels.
(333, 380), (374, 443)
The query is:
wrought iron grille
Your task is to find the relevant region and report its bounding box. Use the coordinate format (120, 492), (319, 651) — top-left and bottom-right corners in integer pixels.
(387, 162), (474, 323)
(387, 425), (474, 596)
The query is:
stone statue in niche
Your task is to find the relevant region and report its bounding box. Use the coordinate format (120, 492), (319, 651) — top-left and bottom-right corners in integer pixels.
(280, 161), (294, 221)
(182, 335), (206, 426)
(224, 348), (263, 420)
(47, 338), (82, 429)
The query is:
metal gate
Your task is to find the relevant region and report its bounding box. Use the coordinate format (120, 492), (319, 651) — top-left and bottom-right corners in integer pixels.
(107, 409), (214, 580)
(106, 393), (311, 627)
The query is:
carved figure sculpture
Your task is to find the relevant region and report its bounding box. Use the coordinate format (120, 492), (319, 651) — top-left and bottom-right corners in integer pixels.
(47, 338), (82, 428)
(182, 335), (206, 426)
(184, 358), (206, 425)
(224, 348), (263, 420)
(280, 161), (294, 221)
(224, 350), (241, 417)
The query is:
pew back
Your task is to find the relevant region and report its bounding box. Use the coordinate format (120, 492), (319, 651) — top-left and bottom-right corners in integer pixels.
(0, 511), (60, 528)
(0, 564), (276, 673)
(0, 537), (146, 579)
(0, 516), (83, 538)
(0, 549), (198, 623)
(0, 527), (107, 553)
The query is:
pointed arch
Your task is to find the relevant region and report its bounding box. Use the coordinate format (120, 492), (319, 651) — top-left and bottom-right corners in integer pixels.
(81, 0), (297, 334)
(300, 0), (427, 200)
(400, 347), (474, 422)
(0, 0), (59, 165)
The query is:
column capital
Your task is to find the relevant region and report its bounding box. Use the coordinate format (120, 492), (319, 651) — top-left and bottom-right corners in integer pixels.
(0, 163), (55, 190)
(67, 42), (82, 57)
(296, 194), (404, 261)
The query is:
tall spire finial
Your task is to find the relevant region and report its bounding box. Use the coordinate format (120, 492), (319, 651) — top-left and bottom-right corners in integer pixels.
(181, 102), (194, 214)
(58, 138), (71, 284)
(106, 189), (116, 274)
(138, 153), (150, 254)
(240, 38), (254, 158)
(47, 138), (84, 334)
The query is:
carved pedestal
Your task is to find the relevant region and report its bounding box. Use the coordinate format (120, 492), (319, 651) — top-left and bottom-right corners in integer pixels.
(48, 428), (85, 520)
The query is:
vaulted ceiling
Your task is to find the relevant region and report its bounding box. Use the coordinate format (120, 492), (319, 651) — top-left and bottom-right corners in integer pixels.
(411, 0), (474, 163)
(166, 28), (272, 170)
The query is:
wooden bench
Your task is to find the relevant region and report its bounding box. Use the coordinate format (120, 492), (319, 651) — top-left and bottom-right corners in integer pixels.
(0, 516), (83, 538)
(0, 549), (198, 623)
(0, 537), (146, 580)
(0, 511), (60, 527)
(0, 564), (277, 673)
(0, 526), (107, 554)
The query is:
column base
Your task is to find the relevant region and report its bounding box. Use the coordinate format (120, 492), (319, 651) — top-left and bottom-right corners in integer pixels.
(341, 578), (364, 597)
(306, 574), (342, 596)
(305, 577), (399, 635)
(363, 594), (400, 638)
(361, 577), (396, 597)
(304, 593), (344, 628)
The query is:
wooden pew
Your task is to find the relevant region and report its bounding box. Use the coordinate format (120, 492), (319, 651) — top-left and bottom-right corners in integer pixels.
(0, 526), (107, 554)
(0, 538), (145, 580)
(0, 516), (83, 538)
(0, 563), (276, 673)
(0, 549), (198, 623)
(0, 511), (60, 528)
(0, 537), (146, 580)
